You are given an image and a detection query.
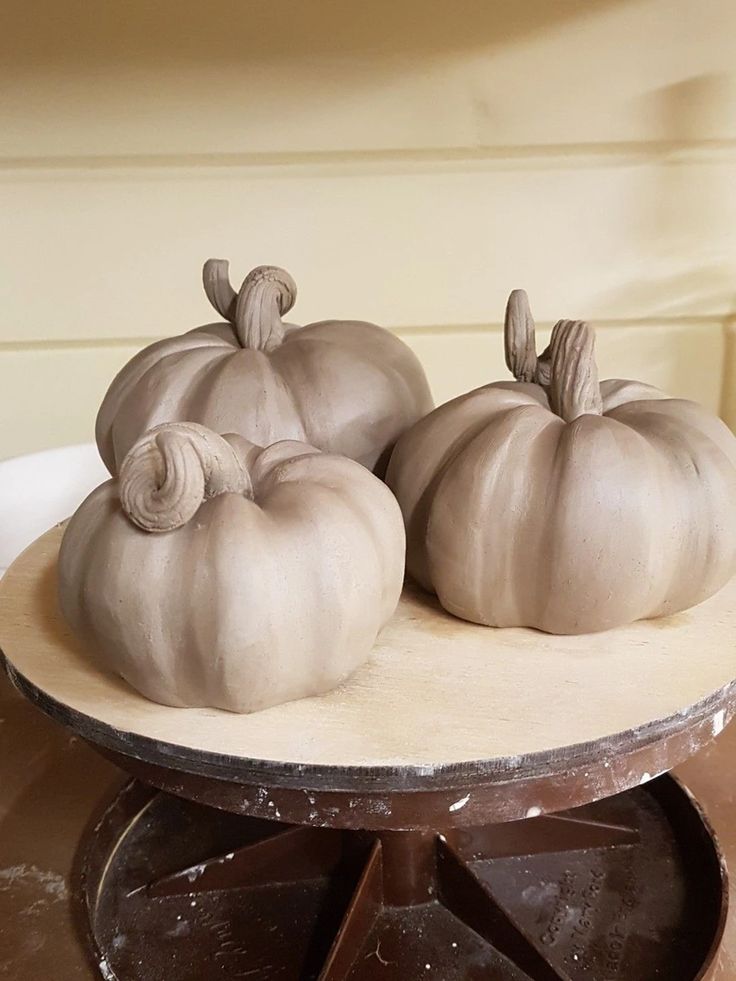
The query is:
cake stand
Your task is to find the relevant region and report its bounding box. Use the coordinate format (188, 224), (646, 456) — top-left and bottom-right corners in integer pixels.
(1, 526), (734, 981)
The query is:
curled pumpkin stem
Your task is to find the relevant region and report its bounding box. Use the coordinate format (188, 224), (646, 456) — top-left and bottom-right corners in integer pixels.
(202, 259), (297, 352)
(504, 289), (551, 386)
(548, 320), (603, 423)
(202, 258), (237, 322)
(504, 289), (536, 382)
(120, 423), (253, 532)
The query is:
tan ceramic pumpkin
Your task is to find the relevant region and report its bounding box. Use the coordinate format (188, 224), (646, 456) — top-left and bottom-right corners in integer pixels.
(96, 261), (433, 477)
(59, 423), (405, 712)
(386, 291), (736, 634)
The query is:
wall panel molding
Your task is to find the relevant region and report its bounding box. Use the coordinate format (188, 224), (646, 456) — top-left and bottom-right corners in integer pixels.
(2, 158), (735, 346)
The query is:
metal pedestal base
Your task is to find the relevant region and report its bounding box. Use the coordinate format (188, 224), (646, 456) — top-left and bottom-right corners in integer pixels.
(80, 775), (726, 981)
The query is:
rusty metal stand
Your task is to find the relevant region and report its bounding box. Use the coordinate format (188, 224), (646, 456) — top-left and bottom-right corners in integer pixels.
(74, 752), (726, 981)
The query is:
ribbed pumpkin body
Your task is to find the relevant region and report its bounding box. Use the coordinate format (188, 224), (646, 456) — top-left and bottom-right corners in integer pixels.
(387, 301), (736, 635)
(96, 263), (433, 476)
(59, 432), (405, 712)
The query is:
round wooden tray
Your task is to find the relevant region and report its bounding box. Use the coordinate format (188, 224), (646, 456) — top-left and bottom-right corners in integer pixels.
(1, 525), (735, 828)
(2, 526), (733, 980)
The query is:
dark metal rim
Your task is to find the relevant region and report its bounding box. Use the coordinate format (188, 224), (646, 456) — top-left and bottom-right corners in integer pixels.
(4, 652), (735, 792)
(72, 779), (157, 981)
(662, 774), (730, 981)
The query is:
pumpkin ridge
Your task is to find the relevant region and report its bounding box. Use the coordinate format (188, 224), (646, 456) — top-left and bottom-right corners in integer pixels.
(321, 458), (405, 616)
(599, 377), (670, 412)
(252, 450), (403, 619)
(426, 404), (559, 623)
(538, 415), (679, 632)
(603, 405), (736, 614)
(606, 398), (736, 468)
(265, 348), (315, 454)
(272, 328), (433, 473)
(387, 389), (546, 588)
(95, 334), (212, 472)
(99, 330), (238, 441)
(182, 343), (301, 448)
(107, 347), (234, 473)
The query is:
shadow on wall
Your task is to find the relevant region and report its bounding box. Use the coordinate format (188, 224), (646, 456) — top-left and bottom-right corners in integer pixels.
(603, 73), (736, 321)
(3, 0), (632, 65)
(598, 70), (736, 422)
(722, 324), (736, 429)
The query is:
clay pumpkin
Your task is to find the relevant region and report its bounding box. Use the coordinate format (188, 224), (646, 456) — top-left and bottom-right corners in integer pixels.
(96, 261), (433, 477)
(386, 291), (736, 634)
(59, 423), (405, 712)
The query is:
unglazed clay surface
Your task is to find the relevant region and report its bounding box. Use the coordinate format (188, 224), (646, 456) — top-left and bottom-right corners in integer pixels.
(59, 423), (405, 712)
(386, 291), (736, 634)
(96, 261), (433, 476)
(7, 524), (736, 772)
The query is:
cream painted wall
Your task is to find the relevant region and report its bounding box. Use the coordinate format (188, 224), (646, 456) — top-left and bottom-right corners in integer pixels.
(2, 0), (735, 459)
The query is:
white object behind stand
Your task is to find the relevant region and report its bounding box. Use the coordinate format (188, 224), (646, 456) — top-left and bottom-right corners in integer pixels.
(0, 444), (108, 575)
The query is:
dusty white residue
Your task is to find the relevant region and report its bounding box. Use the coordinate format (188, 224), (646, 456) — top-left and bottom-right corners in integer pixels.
(449, 794), (470, 813)
(21, 897), (55, 917)
(225, 853), (235, 861)
(526, 806), (542, 819)
(190, 900), (197, 908)
(452, 942), (458, 949)
(713, 710), (726, 736)
(365, 799), (392, 816)
(0, 865), (68, 901)
(438, 834), (447, 842)
(274, 808), (281, 819)
(522, 882), (559, 904)
(167, 919), (190, 939)
(639, 772), (651, 785)
(112, 933), (126, 951)
(99, 958), (116, 981)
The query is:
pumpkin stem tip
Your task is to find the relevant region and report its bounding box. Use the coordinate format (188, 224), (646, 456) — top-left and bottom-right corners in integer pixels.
(504, 288), (538, 383)
(203, 258), (238, 322)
